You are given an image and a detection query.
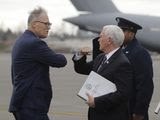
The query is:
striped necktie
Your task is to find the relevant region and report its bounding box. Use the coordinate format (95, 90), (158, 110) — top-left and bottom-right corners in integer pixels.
(97, 56), (107, 72)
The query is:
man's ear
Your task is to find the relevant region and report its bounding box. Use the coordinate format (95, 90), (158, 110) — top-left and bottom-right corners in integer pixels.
(108, 37), (113, 45)
(31, 22), (37, 29)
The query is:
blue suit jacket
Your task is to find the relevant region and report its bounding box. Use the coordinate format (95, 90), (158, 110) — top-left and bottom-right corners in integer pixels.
(9, 30), (67, 113)
(123, 38), (153, 120)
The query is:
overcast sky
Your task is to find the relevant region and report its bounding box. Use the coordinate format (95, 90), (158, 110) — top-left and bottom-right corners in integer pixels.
(0, 0), (160, 32)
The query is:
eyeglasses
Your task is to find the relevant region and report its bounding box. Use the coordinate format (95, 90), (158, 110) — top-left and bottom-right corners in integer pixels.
(35, 21), (52, 27)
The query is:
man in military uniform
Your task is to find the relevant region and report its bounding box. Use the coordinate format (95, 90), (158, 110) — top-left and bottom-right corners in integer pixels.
(115, 17), (154, 120)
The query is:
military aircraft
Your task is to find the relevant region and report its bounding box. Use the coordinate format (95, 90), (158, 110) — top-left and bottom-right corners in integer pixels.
(63, 0), (160, 52)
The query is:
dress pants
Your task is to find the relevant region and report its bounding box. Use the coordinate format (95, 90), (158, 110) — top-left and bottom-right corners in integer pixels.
(13, 108), (49, 120)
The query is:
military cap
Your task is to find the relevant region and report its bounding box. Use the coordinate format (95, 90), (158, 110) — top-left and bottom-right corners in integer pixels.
(116, 17), (142, 33)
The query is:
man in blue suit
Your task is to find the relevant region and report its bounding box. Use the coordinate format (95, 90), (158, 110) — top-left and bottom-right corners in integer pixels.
(9, 7), (67, 120)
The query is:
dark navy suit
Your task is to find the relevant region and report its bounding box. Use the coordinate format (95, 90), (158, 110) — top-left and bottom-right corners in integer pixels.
(92, 37), (154, 120)
(9, 30), (67, 119)
(123, 38), (153, 120)
(73, 49), (133, 120)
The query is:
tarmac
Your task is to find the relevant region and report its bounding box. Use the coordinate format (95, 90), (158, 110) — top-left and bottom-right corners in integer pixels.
(0, 53), (160, 120)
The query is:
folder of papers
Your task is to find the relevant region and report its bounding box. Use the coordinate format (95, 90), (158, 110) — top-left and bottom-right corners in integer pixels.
(77, 71), (117, 101)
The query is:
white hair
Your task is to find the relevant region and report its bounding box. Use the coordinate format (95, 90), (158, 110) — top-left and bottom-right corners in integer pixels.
(103, 25), (124, 46)
(28, 6), (47, 25)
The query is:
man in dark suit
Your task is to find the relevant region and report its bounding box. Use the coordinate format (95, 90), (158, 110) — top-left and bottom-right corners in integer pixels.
(116, 17), (154, 120)
(9, 7), (67, 120)
(73, 25), (133, 120)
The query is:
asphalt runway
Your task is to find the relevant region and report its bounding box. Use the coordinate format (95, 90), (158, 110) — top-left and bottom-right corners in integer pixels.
(0, 53), (160, 120)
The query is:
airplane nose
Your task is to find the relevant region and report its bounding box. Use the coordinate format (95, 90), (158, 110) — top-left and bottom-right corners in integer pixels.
(63, 17), (79, 25)
(63, 17), (88, 30)
(63, 15), (101, 33)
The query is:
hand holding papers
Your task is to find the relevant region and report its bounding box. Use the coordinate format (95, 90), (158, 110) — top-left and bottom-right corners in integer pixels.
(77, 71), (117, 101)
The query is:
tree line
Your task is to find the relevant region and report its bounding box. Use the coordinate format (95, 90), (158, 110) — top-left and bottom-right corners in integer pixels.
(0, 28), (96, 42)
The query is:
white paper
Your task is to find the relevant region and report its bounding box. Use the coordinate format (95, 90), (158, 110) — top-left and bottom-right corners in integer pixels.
(77, 71), (117, 101)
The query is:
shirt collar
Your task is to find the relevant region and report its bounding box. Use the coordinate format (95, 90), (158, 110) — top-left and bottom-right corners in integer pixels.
(105, 47), (120, 60)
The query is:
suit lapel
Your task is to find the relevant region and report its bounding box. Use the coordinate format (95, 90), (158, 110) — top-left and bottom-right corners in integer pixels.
(98, 48), (122, 73)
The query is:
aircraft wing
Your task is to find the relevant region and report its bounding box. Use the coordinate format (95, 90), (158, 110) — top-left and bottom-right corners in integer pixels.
(70, 0), (119, 13)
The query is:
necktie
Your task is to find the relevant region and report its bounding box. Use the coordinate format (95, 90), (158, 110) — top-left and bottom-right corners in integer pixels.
(97, 56), (107, 72)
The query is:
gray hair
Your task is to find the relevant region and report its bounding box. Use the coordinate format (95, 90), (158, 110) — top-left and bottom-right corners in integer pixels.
(28, 6), (47, 25)
(103, 25), (124, 46)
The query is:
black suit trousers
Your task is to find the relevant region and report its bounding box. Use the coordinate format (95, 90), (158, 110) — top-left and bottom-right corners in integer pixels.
(13, 108), (49, 120)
